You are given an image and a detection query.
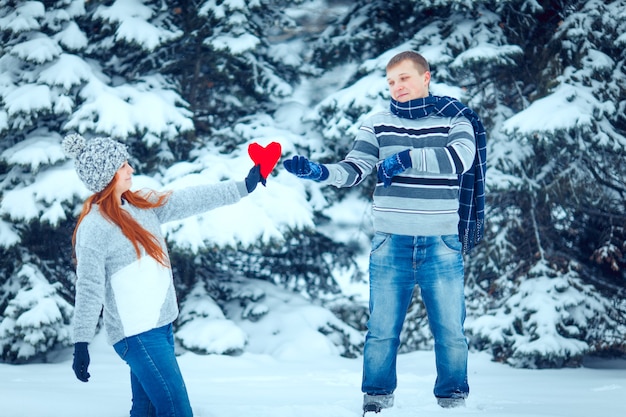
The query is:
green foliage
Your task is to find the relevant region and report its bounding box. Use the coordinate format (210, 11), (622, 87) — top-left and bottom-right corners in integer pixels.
(169, 228), (360, 302)
(165, 0), (301, 140)
(0, 262), (73, 363)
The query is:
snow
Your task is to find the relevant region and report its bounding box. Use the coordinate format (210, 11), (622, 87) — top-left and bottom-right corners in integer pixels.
(209, 33), (261, 54)
(1, 132), (66, 170)
(66, 76), (194, 138)
(55, 21), (88, 51)
(222, 278), (362, 359)
(4, 83), (52, 116)
(450, 44), (523, 67)
(502, 83), (611, 135)
(177, 286), (247, 355)
(0, 162), (85, 224)
(0, 332), (624, 417)
(0, 220), (20, 248)
(0, 264), (72, 360)
(268, 41), (305, 67)
(92, 0), (181, 51)
(2, 0), (626, 409)
(94, 0), (154, 23)
(177, 317), (247, 355)
(0, 2), (44, 33)
(1, 184), (41, 221)
(10, 36), (62, 63)
(38, 53), (96, 89)
(584, 49), (614, 71)
(115, 17), (179, 51)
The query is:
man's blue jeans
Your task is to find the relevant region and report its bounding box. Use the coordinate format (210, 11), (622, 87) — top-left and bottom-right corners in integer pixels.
(113, 324), (193, 417)
(362, 233), (469, 400)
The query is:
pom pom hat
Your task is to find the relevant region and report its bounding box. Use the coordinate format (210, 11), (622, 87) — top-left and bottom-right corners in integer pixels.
(63, 133), (130, 193)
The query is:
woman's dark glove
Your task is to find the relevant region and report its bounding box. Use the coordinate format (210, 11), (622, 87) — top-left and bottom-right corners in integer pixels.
(72, 342), (90, 382)
(245, 164), (266, 193)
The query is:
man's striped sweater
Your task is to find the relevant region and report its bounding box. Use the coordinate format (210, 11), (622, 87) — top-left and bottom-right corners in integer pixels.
(322, 110), (476, 237)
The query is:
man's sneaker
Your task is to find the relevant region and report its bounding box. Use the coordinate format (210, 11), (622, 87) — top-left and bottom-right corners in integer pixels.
(363, 393), (394, 414)
(437, 397), (466, 408)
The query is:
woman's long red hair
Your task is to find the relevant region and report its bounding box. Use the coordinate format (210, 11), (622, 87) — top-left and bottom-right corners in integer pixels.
(72, 176), (172, 268)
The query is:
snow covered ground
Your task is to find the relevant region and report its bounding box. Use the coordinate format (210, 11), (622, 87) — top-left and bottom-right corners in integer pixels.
(1, 332), (624, 417)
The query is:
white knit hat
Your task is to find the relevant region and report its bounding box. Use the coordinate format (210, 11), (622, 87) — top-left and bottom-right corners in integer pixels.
(63, 133), (130, 193)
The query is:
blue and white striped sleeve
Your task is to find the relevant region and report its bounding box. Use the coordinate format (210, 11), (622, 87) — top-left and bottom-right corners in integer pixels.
(409, 115), (476, 175)
(322, 118), (381, 188)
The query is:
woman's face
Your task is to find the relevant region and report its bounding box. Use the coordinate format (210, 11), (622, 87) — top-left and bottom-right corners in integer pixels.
(386, 59), (431, 102)
(113, 161), (134, 198)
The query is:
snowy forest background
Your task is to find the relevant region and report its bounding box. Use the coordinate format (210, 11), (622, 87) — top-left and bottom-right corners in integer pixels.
(1, 0), (625, 369)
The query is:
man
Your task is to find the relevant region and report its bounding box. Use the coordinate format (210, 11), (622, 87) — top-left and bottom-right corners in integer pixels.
(283, 50), (486, 414)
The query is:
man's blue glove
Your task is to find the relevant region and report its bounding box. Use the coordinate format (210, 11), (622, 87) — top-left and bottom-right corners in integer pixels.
(245, 164), (266, 193)
(72, 342), (90, 382)
(377, 149), (412, 187)
(283, 155), (329, 181)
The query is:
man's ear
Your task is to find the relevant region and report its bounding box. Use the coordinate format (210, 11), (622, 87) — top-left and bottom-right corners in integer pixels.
(423, 71), (431, 85)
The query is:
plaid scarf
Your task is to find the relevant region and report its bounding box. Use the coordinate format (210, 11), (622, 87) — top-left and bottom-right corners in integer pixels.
(390, 94), (486, 254)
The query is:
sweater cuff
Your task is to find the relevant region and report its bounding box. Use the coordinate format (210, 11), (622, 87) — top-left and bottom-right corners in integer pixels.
(236, 181), (249, 197)
(319, 164), (345, 187)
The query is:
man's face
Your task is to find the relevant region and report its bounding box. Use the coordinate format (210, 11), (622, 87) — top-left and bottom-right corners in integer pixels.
(386, 59), (430, 102)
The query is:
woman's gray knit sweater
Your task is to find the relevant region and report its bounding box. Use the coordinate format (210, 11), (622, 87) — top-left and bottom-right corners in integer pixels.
(72, 181), (248, 345)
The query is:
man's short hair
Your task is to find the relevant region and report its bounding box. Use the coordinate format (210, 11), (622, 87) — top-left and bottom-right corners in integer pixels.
(386, 51), (430, 74)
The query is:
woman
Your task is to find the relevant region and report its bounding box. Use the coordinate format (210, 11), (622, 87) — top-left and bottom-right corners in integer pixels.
(64, 133), (264, 417)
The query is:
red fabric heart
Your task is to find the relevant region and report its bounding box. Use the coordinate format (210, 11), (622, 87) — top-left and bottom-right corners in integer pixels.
(248, 141), (282, 179)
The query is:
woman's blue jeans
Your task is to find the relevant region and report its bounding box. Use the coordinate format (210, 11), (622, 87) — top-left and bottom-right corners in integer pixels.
(362, 233), (469, 400)
(113, 324), (193, 417)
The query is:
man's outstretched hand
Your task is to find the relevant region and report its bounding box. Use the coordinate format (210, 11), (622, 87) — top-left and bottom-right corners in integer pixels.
(283, 155), (329, 181)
